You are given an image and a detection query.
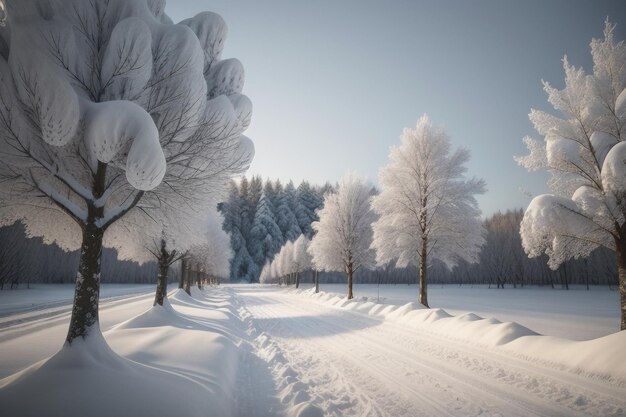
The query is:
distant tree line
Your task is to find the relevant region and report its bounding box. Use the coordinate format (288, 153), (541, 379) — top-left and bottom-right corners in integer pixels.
(0, 222), (160, 289)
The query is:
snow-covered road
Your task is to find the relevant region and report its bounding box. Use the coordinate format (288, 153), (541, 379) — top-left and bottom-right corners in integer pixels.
(235, 286), (626, 417)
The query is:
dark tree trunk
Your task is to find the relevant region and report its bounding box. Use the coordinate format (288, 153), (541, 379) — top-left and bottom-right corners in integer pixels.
(66, 224), (104, 343)
(154, 239), (169, 306)
(347, 262), (354, 300)
(295, 272), (300, 289)
(315, 270), (319, 293)
(615, 237), (626, 331)
(65, 163), (109, 344)
(184, 265), (192, 296)
(419, 234), (429, 308)
(179, 258), (186, 289)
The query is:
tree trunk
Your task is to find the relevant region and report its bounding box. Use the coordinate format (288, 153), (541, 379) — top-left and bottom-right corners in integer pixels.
(615, 238), (626, 331)
(419, 235), (429, 308)
(295, 272), (300, 289)
(315, 270), (319, 293)
(184, 265), (192, 296)
(179, 258), (186, 289)
(66, 224), (104, 343)
(154, 260), (169, 307)
(347, 262), (354, 300)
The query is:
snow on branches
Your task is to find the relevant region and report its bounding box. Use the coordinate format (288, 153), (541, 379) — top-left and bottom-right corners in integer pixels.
(0, 0), (253, 341)
(515, 21), (626, 329)
(516, 21), (626, 267)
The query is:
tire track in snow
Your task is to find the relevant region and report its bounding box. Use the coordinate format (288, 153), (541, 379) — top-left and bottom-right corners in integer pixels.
(229, 288), (324, 417)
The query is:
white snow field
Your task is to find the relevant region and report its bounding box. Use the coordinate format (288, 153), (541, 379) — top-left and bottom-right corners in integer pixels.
(1, 284), (625, 417)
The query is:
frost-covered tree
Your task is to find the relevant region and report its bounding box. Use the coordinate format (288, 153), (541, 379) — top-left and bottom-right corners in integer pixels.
(0, 1), (252, 343)
(309, 174), (377, 299)
(292, 234), (312, 288)
(188, 212), (232, 286)
(516, 21), (626, 329)
(278, 239), (295, 285)
(371, 115), (485, 307)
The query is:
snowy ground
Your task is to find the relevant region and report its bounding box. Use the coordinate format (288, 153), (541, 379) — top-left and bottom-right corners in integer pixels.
(0, 284), (625, 417)
(297, 283), (620, 340)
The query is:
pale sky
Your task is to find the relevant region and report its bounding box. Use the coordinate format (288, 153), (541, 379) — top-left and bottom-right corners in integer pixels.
(167, 0), (626, 215)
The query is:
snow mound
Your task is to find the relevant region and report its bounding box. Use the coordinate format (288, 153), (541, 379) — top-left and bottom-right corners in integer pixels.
(0, 327), (211, 417)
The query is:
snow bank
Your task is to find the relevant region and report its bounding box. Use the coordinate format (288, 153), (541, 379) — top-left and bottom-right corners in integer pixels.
(0, 287), (242, 417)
(289, 288), (626, 382)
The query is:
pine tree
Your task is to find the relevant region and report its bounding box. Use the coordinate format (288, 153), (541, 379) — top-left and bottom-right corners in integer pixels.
(250, 191), (283, 269)
(295, 181), (323, 238)
(276, 181), (303, 242)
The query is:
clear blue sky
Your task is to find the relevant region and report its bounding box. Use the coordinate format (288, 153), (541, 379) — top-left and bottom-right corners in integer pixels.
(167, 0), (626, 216)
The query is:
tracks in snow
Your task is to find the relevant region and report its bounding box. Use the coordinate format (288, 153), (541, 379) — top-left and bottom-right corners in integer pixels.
(233, 286), (626, 417)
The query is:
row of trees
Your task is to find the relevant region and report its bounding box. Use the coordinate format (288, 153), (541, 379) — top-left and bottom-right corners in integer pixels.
(260, 116), (485, 306)
(260, 209), (618, 289)
(218, 176), (330, 281)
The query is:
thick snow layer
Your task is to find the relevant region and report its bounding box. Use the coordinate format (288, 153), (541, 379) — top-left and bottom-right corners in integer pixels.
(85, 100), (166, 191)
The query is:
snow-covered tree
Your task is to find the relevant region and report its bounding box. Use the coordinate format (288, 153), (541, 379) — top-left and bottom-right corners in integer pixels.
(250, 190), (283, 268)
(295, 181), (323, 238)
(188, 211), (232, 287)
(278, 239), (295, 285)
(0, 0), (201, 343)
(292, 234), (312, 288)
(515, 21), (626, 329)
(0, 1), (254, 342)
(371, 115), (485, 307)
(309, 174), (377, 299)
(220, 181), (256, 281)
(276, 181), (302, 242)
(202, 211), (233, 282)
